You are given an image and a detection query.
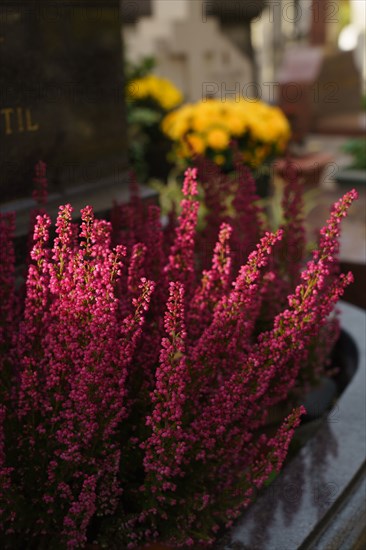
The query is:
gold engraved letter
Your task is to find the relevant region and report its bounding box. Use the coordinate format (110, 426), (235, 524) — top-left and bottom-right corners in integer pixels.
(1, 108), (14, 135)
(17, 107), (24, 132)
(25, 109), (39, 132)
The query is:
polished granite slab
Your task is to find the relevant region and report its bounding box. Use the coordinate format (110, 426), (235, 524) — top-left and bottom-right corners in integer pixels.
(0, 1), (127, 203)
(216, 301), (366, 550)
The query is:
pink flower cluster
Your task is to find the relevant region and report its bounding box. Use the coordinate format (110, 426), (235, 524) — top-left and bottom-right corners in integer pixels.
(0, 163), (357, 548)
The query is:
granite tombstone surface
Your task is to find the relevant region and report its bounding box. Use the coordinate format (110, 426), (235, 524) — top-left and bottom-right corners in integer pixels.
(0, 0), (127, 205)
(277, 46), (362, 142)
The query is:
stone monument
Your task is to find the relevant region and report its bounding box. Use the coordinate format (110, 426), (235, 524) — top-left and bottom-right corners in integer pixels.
(123, 0), (253, 102)
(0, 1), (133, 234)
(277, 46), (362, 142)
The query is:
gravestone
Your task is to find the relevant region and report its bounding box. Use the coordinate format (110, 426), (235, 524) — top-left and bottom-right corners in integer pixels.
(277, 46), (362, 142)
(123, 0), (253, 102)
(205, 0), (266, 81)
(0, 0), (129, 212)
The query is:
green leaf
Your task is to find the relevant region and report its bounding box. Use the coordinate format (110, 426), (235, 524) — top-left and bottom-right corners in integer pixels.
(128, 108), (162, 126)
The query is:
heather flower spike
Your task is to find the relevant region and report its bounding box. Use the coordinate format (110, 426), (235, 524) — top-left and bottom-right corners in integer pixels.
(0, 213), (16, 355)
(0, 157), (357, 548)
(27, 161), (49, 260)
(143, 282), (189, 495)
(188, 222), (233, 339)
(164, 167), (199, 291)
(32, 160), (48, 207)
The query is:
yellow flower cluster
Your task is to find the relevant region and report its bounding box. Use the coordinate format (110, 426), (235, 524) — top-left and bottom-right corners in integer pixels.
(127, 74), (183, 111)
(162, 98), (291, 166)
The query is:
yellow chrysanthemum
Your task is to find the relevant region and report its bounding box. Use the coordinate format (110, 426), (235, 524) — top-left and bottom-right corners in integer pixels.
(226, 115), (247, 136)
(127, 75), (183, 111)
(206, 128), (230, 150)
(161, 97), (291, 166)
(214, 154), (226, 165)
(192, 113), (211, 132)
(186, 134), (206, 155)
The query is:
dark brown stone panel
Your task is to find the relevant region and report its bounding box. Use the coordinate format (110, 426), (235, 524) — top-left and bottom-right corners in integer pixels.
(0, 1), (127, 204)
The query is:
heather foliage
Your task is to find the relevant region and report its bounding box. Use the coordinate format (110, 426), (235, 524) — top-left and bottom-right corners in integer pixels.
(0, 162), (357, 548)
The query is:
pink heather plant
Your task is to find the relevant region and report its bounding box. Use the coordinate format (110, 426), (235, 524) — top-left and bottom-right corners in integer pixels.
(0, 162), (357, 549)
